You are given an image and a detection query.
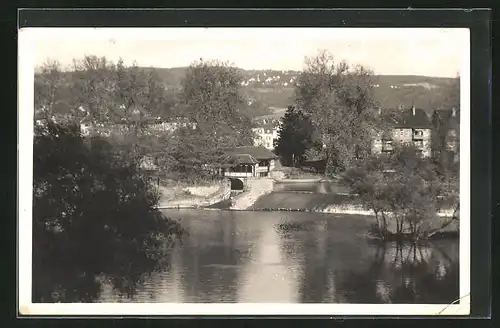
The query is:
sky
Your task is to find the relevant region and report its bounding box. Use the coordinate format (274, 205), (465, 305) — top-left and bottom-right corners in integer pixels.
(30, 28), (468, 77)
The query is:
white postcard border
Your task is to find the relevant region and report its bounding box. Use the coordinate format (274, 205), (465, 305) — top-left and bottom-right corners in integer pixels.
(18, 27), (471, 316)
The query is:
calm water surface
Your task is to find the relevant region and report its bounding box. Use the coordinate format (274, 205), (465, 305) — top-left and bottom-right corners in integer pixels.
(98, 207), (459, 303)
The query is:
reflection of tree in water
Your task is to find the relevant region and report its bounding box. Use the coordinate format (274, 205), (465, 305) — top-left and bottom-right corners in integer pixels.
(177, 213), (260, 302)
(33, 245), (175, 303)
(275, 217), (458, 304)
(338, 241), (459, 304)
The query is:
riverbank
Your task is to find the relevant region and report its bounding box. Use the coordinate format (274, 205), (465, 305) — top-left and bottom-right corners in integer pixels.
(224, 204), (457, 218)
(157, 179), (231, 209)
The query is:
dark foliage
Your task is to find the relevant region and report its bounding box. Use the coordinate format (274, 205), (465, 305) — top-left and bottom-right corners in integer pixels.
(33, 122), (184, 302)
(274, 106), (319, 167)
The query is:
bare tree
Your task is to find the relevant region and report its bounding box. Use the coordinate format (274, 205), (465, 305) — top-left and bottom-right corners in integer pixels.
(34, 60), (65, 120)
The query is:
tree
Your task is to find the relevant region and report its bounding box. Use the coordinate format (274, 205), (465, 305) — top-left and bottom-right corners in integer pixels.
(165, 59), (255, 177)
(69, 56), (175, 164)
(431, 77), (460, 177)
(180, 59), (254, 148)
(33, 122), (184, 302)
(34, 60), (72, 121)
(33, 56), (185, 301)
(274, 106), (317, 167)
(342, 144), (459, 242)
(295, 50), (379, 174)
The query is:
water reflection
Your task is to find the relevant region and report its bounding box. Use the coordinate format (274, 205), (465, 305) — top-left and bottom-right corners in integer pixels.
(94, 211), (458, 304)
(334, 241), (459, 304)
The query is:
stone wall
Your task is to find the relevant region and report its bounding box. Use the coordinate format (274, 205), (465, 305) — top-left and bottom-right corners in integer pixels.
(157, 179), (231, 209)
(230, 177), (274, 210)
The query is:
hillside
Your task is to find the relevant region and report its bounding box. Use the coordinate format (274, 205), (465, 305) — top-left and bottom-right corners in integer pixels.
(146, 67), (459, 111)
(35, 66), (459, 120)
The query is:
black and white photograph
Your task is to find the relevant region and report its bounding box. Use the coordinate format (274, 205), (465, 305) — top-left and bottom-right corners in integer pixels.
(18, 26), (470, 316)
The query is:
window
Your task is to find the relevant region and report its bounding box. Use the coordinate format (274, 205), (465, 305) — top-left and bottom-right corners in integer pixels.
(413, 129), (424, 137)
(382, 140), (393, 151)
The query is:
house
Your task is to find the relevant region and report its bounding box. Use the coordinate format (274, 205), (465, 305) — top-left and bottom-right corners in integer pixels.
(372, 106), (432, 157)
(219, 146), (278, 179)
(252, 121), (280, 150)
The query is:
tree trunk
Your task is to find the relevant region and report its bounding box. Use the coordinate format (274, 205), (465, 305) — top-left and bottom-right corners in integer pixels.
(374, 210), (381, 234)
(381, 211), (388, 236)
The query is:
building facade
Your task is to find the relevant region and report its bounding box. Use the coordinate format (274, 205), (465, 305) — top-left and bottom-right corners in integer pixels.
(252, 121), (280, 150)
(372, 106), (432, 157)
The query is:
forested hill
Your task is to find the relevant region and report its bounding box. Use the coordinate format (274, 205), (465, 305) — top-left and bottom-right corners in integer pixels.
(142, 67), (460, 111)
(37, 66), (459, 120)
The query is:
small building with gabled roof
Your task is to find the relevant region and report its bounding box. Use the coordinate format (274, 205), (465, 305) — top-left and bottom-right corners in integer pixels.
(218, 146), (278, 179)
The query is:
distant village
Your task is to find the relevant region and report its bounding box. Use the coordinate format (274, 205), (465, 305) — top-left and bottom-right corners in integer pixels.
(235, 70), (441, 91)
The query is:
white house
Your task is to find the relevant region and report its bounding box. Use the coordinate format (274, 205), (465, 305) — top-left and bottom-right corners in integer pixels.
(252, 122), (280, 150)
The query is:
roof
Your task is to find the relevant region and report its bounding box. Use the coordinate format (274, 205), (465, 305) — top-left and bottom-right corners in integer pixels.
(381, 107), (432, 129)
(225, 154), (259, 165)
(254, 123), (278, 132)
(226, 146), (278, 160)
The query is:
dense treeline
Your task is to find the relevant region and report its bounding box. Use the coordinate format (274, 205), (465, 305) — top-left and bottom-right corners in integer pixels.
(35, 56), (255, 181)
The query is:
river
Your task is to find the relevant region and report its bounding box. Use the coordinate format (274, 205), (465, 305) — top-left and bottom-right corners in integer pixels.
(96, 182), (459, 304)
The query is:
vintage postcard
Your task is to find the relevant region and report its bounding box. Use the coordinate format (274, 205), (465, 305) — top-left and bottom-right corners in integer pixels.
(18, 27), (470, 316)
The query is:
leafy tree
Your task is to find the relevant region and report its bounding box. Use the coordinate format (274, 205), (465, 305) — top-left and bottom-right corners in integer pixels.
(33, 56), (184, 301)
(162, 59), (255, 178)
(295, 50), (379, 174)
(180, 59), (254, 148)
(33, 121), (184, 302)
(274, 106), (318, 167)
(342, 144), (459, 241)
(66, 56), (177, 166)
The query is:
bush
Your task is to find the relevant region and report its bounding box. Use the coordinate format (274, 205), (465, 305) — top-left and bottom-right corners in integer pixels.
(33, 121), (184, 302)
